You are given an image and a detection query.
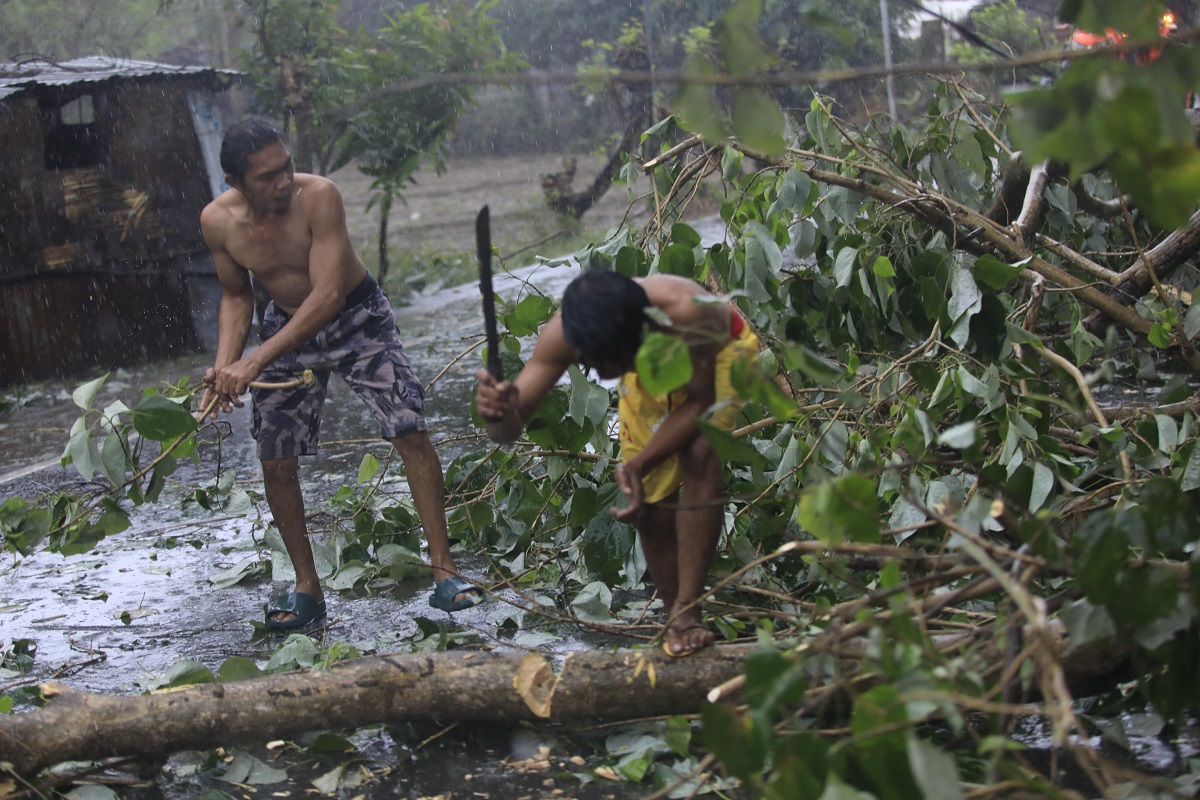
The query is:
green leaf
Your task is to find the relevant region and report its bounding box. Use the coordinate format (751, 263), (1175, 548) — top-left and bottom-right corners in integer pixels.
(702, 702), (766, 782)
(209, 558), (261, 589)
(219, 750), (288, 786)
(264, 634), (322, 672)
(907, 735), (965, 800)
(305, 732), (356, 754)
(1073, 513), (1129, 605)
(636, 332), (692, 396)
(947, 261), (982, 349)
(1148, 322), (1172, 348)
(659, 242), (697, 277)
(93, 505), (131, 538)
(721, 146), (743, 181)
(781, 344), (843, 385)
(674, 55), (728, 144)
(834, 247), (858, 289)
(796, 475), (880, 545)
(131, 394), (198, 441)
(665, 716), (692, 757)
(743, 221), (781, 303)
(731, 89), (785, 157)
(743, 647), (809, 712)
(936, 422), (976, 450)
(71, 374), (109, 410)
(100, 432), (127, 487)
(716, 0), (773, 76)
(64, 415), (99, 480)
(670, 223), (702, 248)
(502, 294), (554, 337)
(1182, 440), (1200, 492)
(698, 420), (768, 471)
(615, 245), (647, 277)
(579, 505), (634, 585)
(570, 580), (613, 622)
(357, 453), (381, 485)
(972, 254), (1025, 290)
(218, 656), (264, 682)
(162, 658), (216, 688)
(567, 367), (611, 426)
(872, 256), (895, 278)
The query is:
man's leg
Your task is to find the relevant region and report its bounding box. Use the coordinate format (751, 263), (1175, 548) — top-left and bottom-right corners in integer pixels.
(662, 436), (723, 656)
(636, 498), (680, 612)
(389, 431), (481, 605)
(261, 457), (323, 624)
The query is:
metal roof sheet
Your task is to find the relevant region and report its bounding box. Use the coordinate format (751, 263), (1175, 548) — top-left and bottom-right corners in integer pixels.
(0, 55), (240, 100)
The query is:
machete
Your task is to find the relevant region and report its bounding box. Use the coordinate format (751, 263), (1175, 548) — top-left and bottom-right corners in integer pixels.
(476, 205), (503, 381)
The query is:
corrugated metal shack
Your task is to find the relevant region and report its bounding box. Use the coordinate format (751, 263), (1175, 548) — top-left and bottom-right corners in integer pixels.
(0, 56), (240, 387)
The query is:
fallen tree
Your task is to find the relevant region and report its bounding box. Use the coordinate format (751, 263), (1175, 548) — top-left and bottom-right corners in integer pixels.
(0, 644), (748, 777)
(0, 606), (1137, 781)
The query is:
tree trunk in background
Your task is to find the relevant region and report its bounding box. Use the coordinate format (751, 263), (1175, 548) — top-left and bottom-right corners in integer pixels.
(542, 31), (653, 219)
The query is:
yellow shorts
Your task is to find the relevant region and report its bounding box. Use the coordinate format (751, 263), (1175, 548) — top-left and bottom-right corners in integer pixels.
(617, 325), (759, 503)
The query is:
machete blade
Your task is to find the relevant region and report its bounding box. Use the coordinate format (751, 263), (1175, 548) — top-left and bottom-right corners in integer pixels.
(476, 205), (503, 380)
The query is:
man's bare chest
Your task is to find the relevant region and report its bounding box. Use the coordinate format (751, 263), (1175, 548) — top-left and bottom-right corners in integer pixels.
(226, 220), (311, 275)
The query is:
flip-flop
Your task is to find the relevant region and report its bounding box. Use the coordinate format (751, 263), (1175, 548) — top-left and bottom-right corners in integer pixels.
(429, 575), (485, 612)
(264, 591), (327, 631)
(661, 624), (714, 658)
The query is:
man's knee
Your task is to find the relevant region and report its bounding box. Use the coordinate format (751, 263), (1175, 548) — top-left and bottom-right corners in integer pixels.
(261, 457), (300, 482)
(390, 429), (439, 460)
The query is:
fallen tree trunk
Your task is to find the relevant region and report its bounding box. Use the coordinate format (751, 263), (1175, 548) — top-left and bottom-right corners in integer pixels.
(0, 644), (750, 777)
(0, 620), (1137, 778)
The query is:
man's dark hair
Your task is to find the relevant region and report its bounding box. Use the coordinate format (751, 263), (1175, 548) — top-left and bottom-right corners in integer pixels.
(561, 270), (649, 369)
(220, 118), (284, 181)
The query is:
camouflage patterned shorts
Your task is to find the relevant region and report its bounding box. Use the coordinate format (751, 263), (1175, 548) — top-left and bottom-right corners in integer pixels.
(251, 274), (427, 459)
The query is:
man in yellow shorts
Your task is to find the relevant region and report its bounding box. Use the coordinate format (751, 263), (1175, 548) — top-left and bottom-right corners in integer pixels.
(473, 270), (758, 657)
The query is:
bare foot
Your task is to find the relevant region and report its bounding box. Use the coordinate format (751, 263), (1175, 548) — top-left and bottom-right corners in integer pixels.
(662, 623), (716, 658)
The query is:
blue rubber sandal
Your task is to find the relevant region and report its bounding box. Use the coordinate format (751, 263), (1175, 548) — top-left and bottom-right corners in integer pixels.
(264, 591), (327, 630)
(429, 576), (485, 612)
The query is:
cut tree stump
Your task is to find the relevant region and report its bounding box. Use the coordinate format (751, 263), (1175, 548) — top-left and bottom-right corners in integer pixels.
(0, 644), (752, 777)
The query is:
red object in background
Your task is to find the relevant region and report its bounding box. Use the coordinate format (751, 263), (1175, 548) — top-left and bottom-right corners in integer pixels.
(1071, 11), (1178, 65)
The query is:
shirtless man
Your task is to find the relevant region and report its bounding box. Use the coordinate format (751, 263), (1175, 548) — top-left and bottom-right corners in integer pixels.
(200, 119), (482, 630)
(473, 270), (758, 656)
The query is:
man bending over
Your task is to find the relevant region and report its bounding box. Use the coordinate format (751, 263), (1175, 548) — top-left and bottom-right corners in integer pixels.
(473, 270), (757, 656)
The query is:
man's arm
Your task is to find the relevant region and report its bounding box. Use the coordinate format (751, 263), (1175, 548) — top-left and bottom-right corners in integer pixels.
(621, 337), (720, 477)
(611, 279), (727, 518)
(199, 206), (256, 418)
(474, 314), (575, 443)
